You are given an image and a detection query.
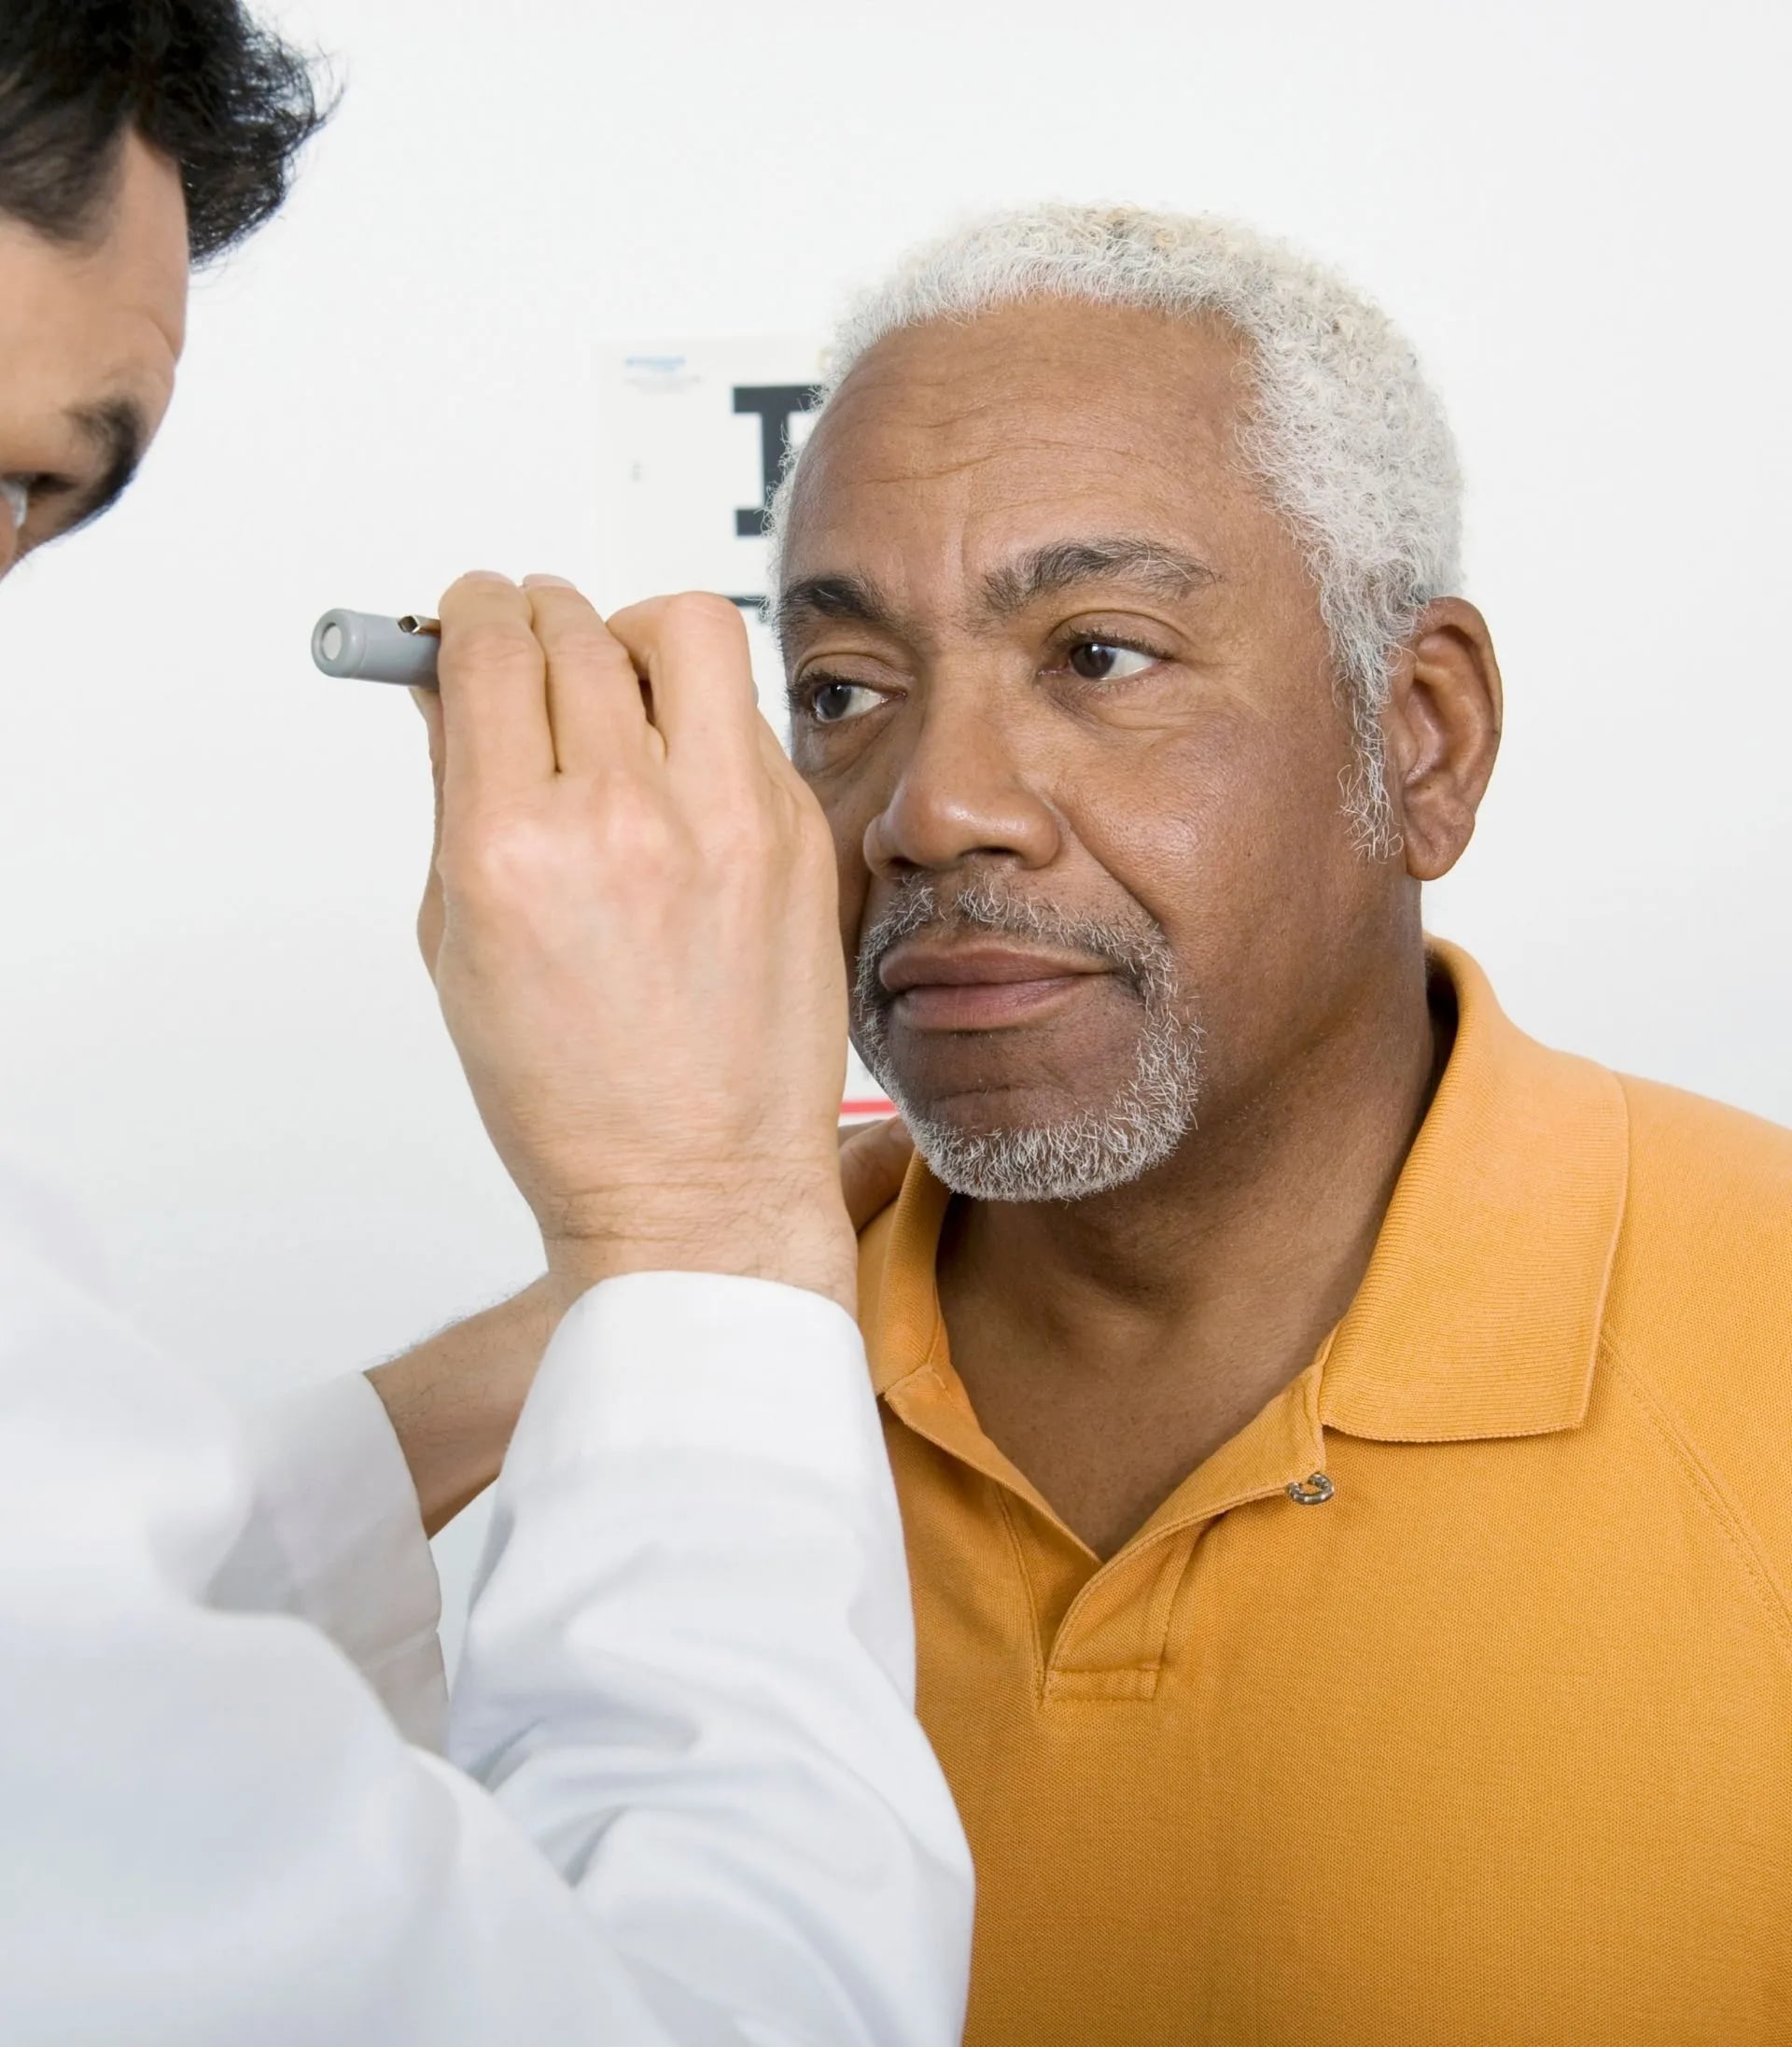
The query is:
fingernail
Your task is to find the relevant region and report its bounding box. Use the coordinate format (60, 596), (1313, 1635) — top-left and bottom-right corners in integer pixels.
(462, 569), (512, 584)
(522, 573), (576, 590)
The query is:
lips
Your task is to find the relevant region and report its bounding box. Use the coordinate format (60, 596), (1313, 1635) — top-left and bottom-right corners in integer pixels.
(877, 941), (1112, 1031)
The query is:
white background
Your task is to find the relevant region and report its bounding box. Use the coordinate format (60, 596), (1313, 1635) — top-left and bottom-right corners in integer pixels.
(1, 0), (1785, 1660)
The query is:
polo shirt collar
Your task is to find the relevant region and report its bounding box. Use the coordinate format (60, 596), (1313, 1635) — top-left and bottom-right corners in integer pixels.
(1317, 941), (1629, 1443)
(860, 941), (1631, 1455)
(862, 1167), (952, 1404)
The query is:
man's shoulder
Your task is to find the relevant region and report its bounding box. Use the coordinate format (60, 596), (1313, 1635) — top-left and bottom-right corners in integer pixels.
(1612, 1072), (1792, 1295)
(1602, 1073), (1792, 1581)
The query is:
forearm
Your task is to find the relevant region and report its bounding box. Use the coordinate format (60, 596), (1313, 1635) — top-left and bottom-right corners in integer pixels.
(367, 1275), (578, 1537)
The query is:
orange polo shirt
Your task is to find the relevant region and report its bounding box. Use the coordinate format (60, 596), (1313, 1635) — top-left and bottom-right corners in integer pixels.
(859, 943), (1792, 2046)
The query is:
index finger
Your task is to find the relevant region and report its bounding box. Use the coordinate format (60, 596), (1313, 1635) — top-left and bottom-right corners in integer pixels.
(601, 593), (762, 791)
(435, 572), (554, 808)
(520, 575), (654, 777)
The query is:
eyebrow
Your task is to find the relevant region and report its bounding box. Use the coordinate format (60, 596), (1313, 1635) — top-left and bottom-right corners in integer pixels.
(59, 397), (149, 536)
(774, 533), (1218, 648)
(981, 535), (1217, 613)
(770, 573), (901, 644)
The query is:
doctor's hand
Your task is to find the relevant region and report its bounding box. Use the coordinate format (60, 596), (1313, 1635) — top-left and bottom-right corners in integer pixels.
(420, 571), (858, 1313)
(413, 736), (912, 1232)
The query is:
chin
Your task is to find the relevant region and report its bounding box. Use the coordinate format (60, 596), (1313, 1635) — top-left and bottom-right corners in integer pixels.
(877, 1061), (1199, 1205)
(903, 1100), (1192, 1204)
(897, 1072), (1098, 1138)
(877, 1018), (1136, 1125)
(856, 1000), (1205, 1204)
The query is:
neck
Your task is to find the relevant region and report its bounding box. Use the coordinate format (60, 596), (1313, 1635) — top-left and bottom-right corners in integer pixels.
(933, 941), (1446, 1556)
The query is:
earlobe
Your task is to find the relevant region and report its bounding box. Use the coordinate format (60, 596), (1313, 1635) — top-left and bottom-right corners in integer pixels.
(1383, 598), (1503, 883)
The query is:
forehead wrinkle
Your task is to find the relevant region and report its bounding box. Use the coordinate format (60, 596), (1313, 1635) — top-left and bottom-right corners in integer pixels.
(827, 356), (1009, 425)
(821, 455), (1006, 491)
(828, 422), (1173, 493)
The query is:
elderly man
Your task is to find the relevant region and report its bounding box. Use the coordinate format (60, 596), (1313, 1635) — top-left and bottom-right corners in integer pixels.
(763, 206), (1792, 2046)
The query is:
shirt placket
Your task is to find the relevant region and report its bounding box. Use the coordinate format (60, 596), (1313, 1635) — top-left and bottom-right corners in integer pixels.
(886, 1350), (1334, 1700)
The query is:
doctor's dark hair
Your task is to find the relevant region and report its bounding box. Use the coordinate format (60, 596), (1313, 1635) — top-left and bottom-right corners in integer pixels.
(0, 0), (333, 265)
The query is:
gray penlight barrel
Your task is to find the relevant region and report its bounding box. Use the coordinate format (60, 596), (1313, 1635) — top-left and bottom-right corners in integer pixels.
(311, 609), (441, 687)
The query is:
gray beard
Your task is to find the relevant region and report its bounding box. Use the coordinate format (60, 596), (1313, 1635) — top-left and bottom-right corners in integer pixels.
(851, 878), (1204, 1203)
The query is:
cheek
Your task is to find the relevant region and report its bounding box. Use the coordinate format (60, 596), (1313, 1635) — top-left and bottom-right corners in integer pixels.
(1080, 713), (1359, 985)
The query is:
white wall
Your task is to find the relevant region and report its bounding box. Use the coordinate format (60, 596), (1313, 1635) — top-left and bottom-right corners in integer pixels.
(2, 0), (1785, 1662)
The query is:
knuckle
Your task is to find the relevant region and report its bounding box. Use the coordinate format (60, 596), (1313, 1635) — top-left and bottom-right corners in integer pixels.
(439, 811), (552, 901)
(431, 840), (493, 906)
(608, 801), (689, 874)
(545, 621), (629, 673)
(665, 591), (753, 660)
(667, 589), (749, 631)
(442, 621), (539, 679)
(436, 571), (522, 625)
(441, 791), (726, 922)
(438, 569), (510, 601)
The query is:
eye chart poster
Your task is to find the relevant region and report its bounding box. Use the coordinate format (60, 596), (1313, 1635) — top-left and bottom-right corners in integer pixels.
(594, 340), (892, 1118)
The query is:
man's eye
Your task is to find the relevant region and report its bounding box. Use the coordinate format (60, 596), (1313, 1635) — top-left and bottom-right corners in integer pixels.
(805, 678), (884, 724)
(1066, 640), (1157, 682)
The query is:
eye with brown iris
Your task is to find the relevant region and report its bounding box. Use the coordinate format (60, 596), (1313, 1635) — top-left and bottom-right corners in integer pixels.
(1066, 640), (1156, 682)
(805, 678), (884, 724)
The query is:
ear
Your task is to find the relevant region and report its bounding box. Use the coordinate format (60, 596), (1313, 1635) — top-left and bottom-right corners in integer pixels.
(1380, 598), (1503, 881)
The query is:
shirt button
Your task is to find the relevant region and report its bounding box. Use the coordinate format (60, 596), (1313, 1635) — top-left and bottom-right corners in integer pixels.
(1287, 1472), (1335, 1505)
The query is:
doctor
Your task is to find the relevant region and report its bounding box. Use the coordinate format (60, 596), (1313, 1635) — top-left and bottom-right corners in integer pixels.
(0, 5), (971, 2044)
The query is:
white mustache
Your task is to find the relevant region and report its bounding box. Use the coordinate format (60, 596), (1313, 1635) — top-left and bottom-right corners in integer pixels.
(853, 879), (1171, 1016)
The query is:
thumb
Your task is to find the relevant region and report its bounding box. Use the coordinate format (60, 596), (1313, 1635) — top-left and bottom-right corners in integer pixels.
(411, 685), (445, 864)
(411, 682), (445, 792)
(411, 686), (447, 975)
(838, 1116), (914, 1233)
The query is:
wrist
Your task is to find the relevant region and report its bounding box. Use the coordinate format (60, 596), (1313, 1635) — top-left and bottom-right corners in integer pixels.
(541, 1171), (858, 1317)
(368, 1278), (573, 1537)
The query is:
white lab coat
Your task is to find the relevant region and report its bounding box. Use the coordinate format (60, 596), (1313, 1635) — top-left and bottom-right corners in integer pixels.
(0, 1166), (973, 2045)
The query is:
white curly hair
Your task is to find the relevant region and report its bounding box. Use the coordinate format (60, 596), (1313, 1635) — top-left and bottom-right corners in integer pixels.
(769, 203), (1464, 856)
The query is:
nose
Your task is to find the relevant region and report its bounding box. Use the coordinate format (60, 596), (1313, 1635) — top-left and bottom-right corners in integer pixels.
(862, 688), (1061, 881)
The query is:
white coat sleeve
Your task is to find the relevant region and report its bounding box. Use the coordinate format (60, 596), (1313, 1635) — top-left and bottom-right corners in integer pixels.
(0, 1226), (973, 2047)
(207, 1370), (450, 1751)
